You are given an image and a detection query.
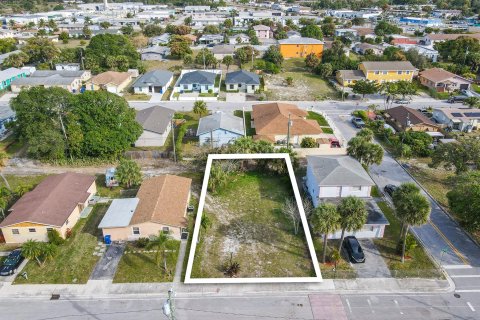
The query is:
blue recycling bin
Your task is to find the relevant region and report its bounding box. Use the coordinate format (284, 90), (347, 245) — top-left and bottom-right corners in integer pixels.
(104, 235), (111, 245)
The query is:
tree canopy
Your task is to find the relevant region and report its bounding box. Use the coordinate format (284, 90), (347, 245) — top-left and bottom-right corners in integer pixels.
(431, 137), (480, 174)
(447, 171), (480, 231)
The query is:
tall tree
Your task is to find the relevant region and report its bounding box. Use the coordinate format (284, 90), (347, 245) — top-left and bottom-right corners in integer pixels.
(146, 232), (171, 272)
(337, 196), (367, 251)
(222, 55), (234, 71)
(21, 36), (60, 64)
(392, 183), (430, 263)
(352, 80), (379, 98)
(310, 203), (340, 263)
(263, 45), (283, 66)
(85, 34), (139, 73)
(116, 159), (142, 188)
(447, 171), (480, 231)
(300, 24), (323, 40)
(347, 129), (384, 169)
(431, 137), (480, 174)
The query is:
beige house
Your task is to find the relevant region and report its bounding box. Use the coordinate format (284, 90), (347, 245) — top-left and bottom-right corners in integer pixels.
(87, 71), (132, 95)
(418, 68), (472, 92)
(98, 175), (192, 241)
(0, 173), (96, 244)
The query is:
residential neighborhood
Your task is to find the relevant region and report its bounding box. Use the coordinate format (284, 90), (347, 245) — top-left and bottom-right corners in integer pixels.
(0, 0), (480, 319)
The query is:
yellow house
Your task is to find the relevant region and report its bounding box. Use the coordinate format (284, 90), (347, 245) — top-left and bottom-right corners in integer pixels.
(336, 70), (366, 87)
(0, 173), (96, 244)
(278, 37), (324, 59)
(360, 61), (417, 83)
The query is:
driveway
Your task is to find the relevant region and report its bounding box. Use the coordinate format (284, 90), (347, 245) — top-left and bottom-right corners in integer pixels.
(226, 92), (246, 102)
(90, 243), (125, 280)
(349, 239), (391, 278)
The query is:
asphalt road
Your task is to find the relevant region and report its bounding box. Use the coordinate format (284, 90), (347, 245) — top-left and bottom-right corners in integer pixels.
(1, 292), (478, 320)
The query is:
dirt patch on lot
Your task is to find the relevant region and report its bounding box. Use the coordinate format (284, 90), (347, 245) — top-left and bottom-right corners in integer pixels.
(264, 72), (337, 101)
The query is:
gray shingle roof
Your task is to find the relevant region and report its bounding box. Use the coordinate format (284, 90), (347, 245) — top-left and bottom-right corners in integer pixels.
(225, 70), (260, 85)
(136, 106), (175, 134)
(98, 198), (139, 228)
(307, 155), (375, 187)
(196, 112), (244, 136)
(132, 70), (173, 88)
(361, 61), (416, 71)
(178, 70), (216, 85)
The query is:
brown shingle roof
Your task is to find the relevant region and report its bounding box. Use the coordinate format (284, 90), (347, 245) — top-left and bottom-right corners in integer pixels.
(91, 71), (131, 86)
(386, 105), (439, 127)
(130, 175), (191, 228)
(419, 68), (472, 84)
(252, 103), (323, 137)
(0, 173), (95, 227)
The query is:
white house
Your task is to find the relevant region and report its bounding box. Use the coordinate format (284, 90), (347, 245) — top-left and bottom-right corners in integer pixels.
(174, 70), (220, 94)
(225, 70), (260, 94)
(228, 33), (250, 45)
(132, 70), (173, 95)
(135, 106), (175, 147)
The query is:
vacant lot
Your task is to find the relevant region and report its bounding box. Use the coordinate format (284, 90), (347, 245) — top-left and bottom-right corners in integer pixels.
(191, 167), (314, 279)
(264, 58), (337, 101)
(14, 204), (108, 284)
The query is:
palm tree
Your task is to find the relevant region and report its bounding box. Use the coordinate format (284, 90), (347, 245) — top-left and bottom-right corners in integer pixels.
(392, 183), (431, 262)
(116, 159), (142, 188)
(310, 203), (340, 263)
(147, 232), (171, 272)
(21, 240), (43, 266)
(40, 243), (58, 267)
(337, 196), (368, 251)
(193, 100), (208, 118)
(222, 55), (234, 72)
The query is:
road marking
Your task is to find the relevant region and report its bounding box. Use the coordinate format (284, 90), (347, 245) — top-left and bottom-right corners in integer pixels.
(367, 299), (375, 313)
(450, 275), (480, 278)
(456, 290), (480, 293)
(429, 221), (469, 265)
(394, 299), (404, 315)
(444, 265), (473, 269)
(345, 298), (352, 313)
(467, 302), (476, 312)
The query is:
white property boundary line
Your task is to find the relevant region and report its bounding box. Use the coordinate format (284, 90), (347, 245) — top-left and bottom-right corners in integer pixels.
(184, 153), (323, 284)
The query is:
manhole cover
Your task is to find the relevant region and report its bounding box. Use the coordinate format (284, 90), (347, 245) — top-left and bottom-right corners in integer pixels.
(50, 294), (60, 300)
(454, 293), (461, 298)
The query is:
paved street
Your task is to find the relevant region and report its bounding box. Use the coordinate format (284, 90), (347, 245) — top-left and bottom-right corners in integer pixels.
(1, 292), (478, 320)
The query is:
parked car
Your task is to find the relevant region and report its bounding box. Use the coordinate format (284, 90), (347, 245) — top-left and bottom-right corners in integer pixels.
(394, 98), (411, 104)
(0, 250), (24, 276)
(351, 117), (365, 128)
(448, 95), (468, 103)
(384, 184), (398, 197)
(343, 236), (365, 263)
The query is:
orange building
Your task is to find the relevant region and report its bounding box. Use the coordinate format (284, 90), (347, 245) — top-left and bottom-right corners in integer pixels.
(278, 37), (324, 59)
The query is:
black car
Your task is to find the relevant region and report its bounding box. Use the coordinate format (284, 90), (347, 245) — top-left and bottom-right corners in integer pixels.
(0, 249), (24, 276)
(343, 236), (365, 263)
(383, 184), (398, 197)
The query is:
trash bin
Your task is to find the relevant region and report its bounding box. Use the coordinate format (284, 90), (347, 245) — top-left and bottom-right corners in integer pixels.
(104, 235), (111, 245)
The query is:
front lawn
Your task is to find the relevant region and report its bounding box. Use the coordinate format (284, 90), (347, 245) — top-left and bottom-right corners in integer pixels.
(306, 111), (334, 134)
(374, 201), (442, 278)
(122, 93), (151, 101)
(234, 110), (255, 136)
(191, 168), (315, 279)
(113, 240), (180, 283)
(313, 238), (356, 279)
(14, 204), (108, 284)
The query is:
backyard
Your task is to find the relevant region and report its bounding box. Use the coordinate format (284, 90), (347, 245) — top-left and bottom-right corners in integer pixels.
(191, 165), (315, 279)
(264, 58), (337, 101)
(14, 204), (108, 284)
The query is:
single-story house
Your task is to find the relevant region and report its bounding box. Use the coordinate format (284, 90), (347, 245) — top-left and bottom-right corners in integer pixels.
(88, 71), (132, 94)
(419, 68), (472, 92)
(149, 33), (170, 46)
(228, 33), (250, 45)
(98, 175), (192, 241)
(55, 63), (81, 71)
(353, 42), (385, 55)
(141, 46), (171, 61)
(224, 70), (260, 93)
(336, 69), (366, 86)
(175, 70), (218, 94)
(385, 105), (441, 132)
(252, 102), (323, 145)
(0, 67), (28, 90)
(132, 70), (173, 95)
(433, 107), (480, 132)
(334, 28), (358, 38)
(135, 105), (175, 147)
(0, 173), (96, 243)
(198, 34), (224, 45)
(211, 44), (236, 59)
(304, 155), (388, 239)
(11, 70), (91, 93)
(197, 112), (244, 147)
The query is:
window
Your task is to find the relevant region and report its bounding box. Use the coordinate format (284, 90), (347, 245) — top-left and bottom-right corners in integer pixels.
(229, 84), (234, 89)
(351, 186), (362, 191)
(46, 228), (53, 232)
(374, 71), (380, 75)
(12, 229), (19, 235)
(132, 227), (140, 235)
(29, 228), (36, 233)
(183, 85), (188, 90)
(162, 226), (170, 234)
(65, 219), (69, 225)
(406, 71), (410, 75)
(383, 71), (387, 75)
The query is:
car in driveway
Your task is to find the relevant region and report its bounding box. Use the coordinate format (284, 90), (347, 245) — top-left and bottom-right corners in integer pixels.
(448, 95), (468, 103)
(394, 98), (411, 104)
(343, 236), (365, 263)
(351, 117), (366, 128)
(384, 184), (398, 197)
(0, 250), (24, 276)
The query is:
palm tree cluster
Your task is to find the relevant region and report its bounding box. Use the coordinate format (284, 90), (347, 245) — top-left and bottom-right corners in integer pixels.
(21, 240), (58, 268)
(347, 128), (384, 169)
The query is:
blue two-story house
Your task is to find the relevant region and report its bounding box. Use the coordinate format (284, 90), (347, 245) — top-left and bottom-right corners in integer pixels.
(197, 112), (244, 148)
(0, 67), (27, 91)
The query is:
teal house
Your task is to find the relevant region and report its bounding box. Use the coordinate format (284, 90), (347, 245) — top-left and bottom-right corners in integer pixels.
(0, 68), (27, 90)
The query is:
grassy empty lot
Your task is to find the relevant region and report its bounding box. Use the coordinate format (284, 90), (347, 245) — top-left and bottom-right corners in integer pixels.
(114, 240), (180, 283)
(55, 39), (89, 49)
(14, 204), (108, 284)
(264, 58), (337, 101)
(192, 168), (315, 279)
(374, 201), (442, 278)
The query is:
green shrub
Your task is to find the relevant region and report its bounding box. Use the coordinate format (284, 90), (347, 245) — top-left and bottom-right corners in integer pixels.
(135, 237), (150, 248)
(352, 110), (368, 121)
(47, 229), (65, 246)
(300, 137), (317, 148)
(175, 124), (187, 160)
(396, 234), (418, 255)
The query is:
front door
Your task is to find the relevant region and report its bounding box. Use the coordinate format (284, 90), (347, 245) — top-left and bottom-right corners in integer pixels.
(181, 228), (188, 240)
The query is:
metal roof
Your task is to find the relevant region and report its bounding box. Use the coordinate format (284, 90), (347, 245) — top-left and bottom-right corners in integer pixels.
(196, 112), (244, 136)
(98, 198), (139, 228)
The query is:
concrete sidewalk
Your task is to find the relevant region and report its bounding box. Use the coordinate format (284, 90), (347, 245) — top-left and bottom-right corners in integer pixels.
(0, 276), (453, 300)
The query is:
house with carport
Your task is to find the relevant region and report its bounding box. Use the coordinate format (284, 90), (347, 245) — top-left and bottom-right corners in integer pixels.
(0, 173), (96, 243)
(98, 175), (192, 241)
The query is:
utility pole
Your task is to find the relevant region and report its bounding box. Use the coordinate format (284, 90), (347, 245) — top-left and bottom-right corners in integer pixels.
(242, 106), (246, 137)
(171, 118), (177, 162)
(202, 49), (206, 70)
(286, 113), (292, 148)
(163, 288), (176, 320)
